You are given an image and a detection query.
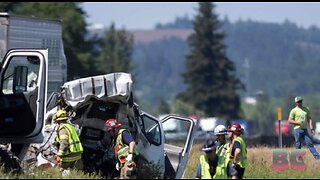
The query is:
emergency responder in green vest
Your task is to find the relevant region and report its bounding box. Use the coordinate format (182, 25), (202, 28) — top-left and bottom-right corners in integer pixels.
(214, 125), (238, 179)
(195, 140), (237, 179)
(227, 123), (248, 179)
(214, 125), (230, 158)
(54, 109), (83, 175)
(104, 118), (139, 179)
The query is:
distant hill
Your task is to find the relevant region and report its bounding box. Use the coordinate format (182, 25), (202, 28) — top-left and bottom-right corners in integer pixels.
(88, 18), (320, 113)
(130, 29), (192, 44)
(87, 27), (192, 44)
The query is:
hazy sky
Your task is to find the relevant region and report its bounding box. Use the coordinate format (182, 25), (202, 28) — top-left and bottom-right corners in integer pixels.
(81, 2), (320, 30)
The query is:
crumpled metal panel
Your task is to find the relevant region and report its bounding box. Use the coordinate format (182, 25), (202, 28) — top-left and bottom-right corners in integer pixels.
(62, 72), (133, 108)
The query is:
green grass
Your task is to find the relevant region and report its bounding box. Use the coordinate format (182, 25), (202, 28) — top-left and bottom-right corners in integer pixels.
(184, 143), (320, 179)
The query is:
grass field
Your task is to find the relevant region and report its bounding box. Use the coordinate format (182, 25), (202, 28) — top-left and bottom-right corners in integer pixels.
(1, 143), (320, 179)
(0, 167), (102, 179)
(183, 143), (320, 179)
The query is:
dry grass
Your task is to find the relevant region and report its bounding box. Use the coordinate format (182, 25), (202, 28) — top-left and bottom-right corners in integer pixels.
(184, 143), (320, 179)
(2, 143), (320, 179)
(0, 166), (102, 179)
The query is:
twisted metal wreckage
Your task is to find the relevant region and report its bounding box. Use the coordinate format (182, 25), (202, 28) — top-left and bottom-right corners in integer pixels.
(3, 72), (198, 178)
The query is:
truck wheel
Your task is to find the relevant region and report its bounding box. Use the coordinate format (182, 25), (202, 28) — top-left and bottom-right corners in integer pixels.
(0, 148), (21, 174)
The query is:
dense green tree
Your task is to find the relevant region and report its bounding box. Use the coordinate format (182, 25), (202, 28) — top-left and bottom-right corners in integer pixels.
(171, 98), (206, 118)
(155, 14), (192, 29)
(158, 97), (171, 115)
(0, 2), (21, 12)
(132, 37), (188, 113)
(251, 92), (275, 135)
(281, 94), (296, 120)
(177, 2), (244, 119)
(95, 23), (134, 74)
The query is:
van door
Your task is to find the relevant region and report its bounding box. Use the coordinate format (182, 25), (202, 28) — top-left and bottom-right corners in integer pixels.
(162, 115), (197, 179)
(0, 49), (48, 143)
(134, 112), (165, 178)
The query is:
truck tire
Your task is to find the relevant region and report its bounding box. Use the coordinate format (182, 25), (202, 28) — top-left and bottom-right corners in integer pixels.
(0, 148), (21, 174)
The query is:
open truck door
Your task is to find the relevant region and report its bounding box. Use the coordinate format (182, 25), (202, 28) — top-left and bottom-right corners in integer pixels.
(162, 115), (197, 179)
(0, 49), (48, 159)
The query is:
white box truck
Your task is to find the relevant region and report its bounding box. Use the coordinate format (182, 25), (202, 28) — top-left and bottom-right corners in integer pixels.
(0, 12), (67, 96)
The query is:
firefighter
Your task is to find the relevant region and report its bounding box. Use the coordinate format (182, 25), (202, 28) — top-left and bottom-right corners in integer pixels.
(104, 118), (139, 179)
(54, 109), (83, 176)
(227, 123), (248, 179)
(195, 140), (237, 179)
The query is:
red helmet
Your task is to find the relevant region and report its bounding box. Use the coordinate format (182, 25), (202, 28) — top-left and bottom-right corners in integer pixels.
(228, 123), (243, 135)
(105, 118), (121, 132)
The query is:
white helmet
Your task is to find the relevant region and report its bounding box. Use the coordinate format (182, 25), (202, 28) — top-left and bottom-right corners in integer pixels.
(214, 125), (228, 135)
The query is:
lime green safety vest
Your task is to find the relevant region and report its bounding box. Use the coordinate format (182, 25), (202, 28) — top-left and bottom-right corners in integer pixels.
(216, 141), (230, 172)
(216, 141), (229, 158)
(115, 129), (139, 164)
(200, 155), (228, 179)
(232, 136), (248, 168)
(55, 123), (83, 162)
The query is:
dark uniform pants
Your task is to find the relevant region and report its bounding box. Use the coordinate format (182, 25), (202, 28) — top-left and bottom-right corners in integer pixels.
(235, 164), (245, 179)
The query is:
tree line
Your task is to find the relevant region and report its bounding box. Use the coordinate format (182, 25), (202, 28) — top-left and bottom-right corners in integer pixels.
(0, 2), (242, 121)
(5, 2), (319, 135)
(0, 2), (134, 81)
(134, 5), (320, 119)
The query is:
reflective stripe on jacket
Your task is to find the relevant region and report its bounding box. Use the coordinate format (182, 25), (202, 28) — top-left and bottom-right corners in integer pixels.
(216, 141), (229, 158)
(216, 141), (230, 172)
(115, 129), (139, 164)
(200, 155), (228, 179)
(233, 136), (248, 168)
(55, 123), (83, 162)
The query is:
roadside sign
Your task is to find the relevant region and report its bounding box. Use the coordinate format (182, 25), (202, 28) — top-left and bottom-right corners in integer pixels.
(278, 107), (282, 121)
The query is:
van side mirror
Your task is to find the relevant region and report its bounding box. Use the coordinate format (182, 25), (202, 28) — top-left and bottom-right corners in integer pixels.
(13, 66), (28, 93)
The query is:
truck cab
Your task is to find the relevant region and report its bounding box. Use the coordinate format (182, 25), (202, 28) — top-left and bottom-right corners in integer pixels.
(0, 48), (48, 169)
(0, 12), (67, 96)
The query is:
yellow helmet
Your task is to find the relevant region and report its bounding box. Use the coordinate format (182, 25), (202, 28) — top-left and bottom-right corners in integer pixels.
(55, 109), (68, 121)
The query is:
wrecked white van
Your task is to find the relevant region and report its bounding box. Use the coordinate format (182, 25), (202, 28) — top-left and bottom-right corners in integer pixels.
(29, 72), (196, 179)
